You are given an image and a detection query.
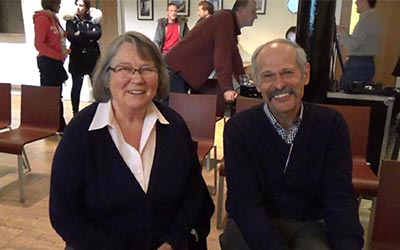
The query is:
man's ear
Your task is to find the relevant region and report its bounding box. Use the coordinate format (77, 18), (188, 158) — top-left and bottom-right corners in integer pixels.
(303, 63), (311, 86)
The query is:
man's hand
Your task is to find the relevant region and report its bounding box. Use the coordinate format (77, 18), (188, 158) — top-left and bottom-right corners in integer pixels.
(224, 90), (238, 102)
(158, 242), (172, 250)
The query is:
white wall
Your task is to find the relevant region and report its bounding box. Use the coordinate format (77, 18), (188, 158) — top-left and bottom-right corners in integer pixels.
(0, 0), (41, 86)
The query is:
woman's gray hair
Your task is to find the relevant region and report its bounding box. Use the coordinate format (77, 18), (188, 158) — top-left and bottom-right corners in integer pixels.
(251, 38), (308, 81)
(92, 31), (169, 102)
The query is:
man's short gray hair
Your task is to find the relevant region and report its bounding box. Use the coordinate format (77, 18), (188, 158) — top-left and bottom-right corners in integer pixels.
(251, 39), (308, 81)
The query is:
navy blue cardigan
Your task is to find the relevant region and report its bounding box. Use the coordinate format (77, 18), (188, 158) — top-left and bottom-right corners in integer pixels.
(50, 102), (214, 250)
(224, 102), (364, 250)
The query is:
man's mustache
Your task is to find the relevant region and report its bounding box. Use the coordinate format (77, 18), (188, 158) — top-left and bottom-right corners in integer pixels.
(268, 86), (297, 101)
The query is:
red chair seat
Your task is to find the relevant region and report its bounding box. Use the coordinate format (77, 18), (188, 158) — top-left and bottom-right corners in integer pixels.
(0, 127), (56, 154)
(352, 158), (379, 197)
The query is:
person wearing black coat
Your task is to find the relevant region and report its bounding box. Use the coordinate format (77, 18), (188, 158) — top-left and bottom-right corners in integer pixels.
(64, 0), (102, 116)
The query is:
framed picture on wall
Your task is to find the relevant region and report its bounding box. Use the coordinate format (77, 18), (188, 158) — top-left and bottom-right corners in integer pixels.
(168, 0), (190, 16)
(256, 0), (266, 14)
(137, 0), (154, 20)
(207, 0), (223, 11)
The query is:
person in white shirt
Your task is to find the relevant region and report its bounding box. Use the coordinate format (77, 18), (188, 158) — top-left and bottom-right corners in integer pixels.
(49, 31), (214, 250)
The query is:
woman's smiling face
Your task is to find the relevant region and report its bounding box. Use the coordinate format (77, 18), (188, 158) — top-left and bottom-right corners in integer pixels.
(108, 42), (159, 114)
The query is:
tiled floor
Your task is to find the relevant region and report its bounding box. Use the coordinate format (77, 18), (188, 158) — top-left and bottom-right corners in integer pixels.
(0, 94), (371, 249)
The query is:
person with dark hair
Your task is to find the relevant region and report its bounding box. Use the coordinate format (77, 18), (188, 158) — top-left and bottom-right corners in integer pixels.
(337, 0), (381, 92)
(164, 0), (257, 102)
(64, 0), (102, 116)
(33, 0), (68, 133)
(49, 31), (214, 250)
(285, 26), (296, 43)
(221, 39), (364, 250)
(153, 3), (189, 54)
(196, 1), (214, 24)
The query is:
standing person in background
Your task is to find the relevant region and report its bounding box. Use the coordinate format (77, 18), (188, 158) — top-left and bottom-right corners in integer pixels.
(285, 26), (296, 43)
(64, 0), (102, 116)
(153, 3), (189, 54)
(196, 1), (214, 24)
(337, 0), (381, 92)
(34, 0), (68, 133)
(164, 0), (258, 102)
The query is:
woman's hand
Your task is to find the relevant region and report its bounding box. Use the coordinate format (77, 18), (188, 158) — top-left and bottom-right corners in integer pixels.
(158, 242), (172, 250)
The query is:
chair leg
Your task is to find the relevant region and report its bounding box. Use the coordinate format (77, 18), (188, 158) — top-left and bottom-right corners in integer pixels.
(217, 173), (225, 229)
(364, 197), (377, 250)
(213, 145), (217, 195)
(22, 148), (31, 172)
(205, 152), (211, 171)
(17, 155), (26, 202)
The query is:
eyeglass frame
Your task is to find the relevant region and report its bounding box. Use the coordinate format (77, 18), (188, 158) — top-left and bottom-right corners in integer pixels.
(107, 65), (158, 79)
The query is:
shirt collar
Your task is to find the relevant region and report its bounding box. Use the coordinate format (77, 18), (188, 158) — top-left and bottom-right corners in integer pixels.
(89, 101), (169, 131)
(263, 102), (304, 144)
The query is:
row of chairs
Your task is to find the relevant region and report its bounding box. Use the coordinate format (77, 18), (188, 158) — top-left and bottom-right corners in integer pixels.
(2, 82), (399, 248)
(0, 83), (60, 202)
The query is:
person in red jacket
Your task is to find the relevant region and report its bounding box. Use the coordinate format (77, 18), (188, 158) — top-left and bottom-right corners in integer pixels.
(164, 0), (257, 103)
(33, 0), (68, 133)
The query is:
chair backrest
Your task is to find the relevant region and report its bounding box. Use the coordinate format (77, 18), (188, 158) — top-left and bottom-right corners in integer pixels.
(0, 82), (11, 129)
(169, 93), (217, 141)
(191, 78), (226, 118)
(322, 104), (370, 159)
(20, 85), (60, 131)
(371, 160), (400, 250)
(235, 96), (264, 114)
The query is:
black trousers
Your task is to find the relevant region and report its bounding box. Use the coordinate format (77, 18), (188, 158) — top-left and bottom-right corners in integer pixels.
(37, 56), (68, 132)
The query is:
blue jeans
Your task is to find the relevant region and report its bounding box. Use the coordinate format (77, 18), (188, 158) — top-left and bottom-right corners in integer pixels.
(340, 56), (375, 92)
(37, 56), (67, 132)
(162, 67), (191, 105)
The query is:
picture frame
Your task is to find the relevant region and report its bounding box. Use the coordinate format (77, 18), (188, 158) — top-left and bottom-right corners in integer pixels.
(207, 0), (223, 11)
(137, 0), (154, 20)
(168, 0), (190, 16)
(255, 0), (266, 14)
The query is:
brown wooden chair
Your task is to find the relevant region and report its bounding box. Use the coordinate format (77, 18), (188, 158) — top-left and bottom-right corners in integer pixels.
(217, 96), (264, 229)
(191, 78), (227, 122)
(0, 83), (12, 130)
(370, 160), (400, 250)
(321, 104), (379, 248)
(0, 85), (60, 202)
(169, 92), (218, 194)
(322, 104), (379, 197)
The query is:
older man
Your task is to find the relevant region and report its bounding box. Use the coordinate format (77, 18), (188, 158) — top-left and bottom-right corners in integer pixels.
(164, 0), (257, 102)
(222, 39), (364, 250)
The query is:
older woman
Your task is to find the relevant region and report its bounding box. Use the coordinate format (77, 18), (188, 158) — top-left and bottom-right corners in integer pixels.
(49, 31), (214, 250)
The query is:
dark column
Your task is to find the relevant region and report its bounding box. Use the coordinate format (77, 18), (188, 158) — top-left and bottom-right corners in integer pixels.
(296, 0), (336, 103)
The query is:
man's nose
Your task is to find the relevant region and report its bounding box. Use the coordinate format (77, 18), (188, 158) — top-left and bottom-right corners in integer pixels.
(273, 74), (286, 89)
